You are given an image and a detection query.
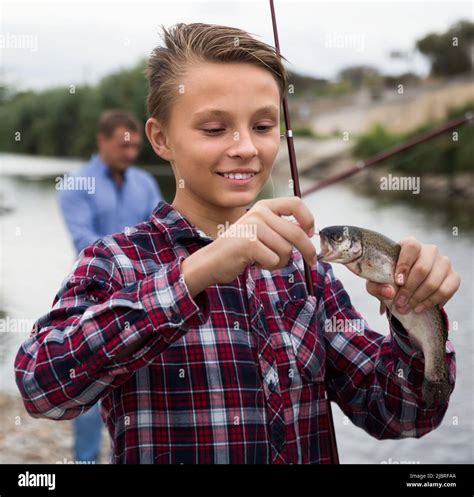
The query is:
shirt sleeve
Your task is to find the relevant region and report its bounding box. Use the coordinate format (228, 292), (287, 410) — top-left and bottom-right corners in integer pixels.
(57, 187), (102, 253)
(314, 261), (456, 440)
(14, 240), (210, 421)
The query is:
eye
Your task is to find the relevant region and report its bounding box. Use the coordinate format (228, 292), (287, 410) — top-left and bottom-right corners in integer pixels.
(334, 234), (343, 242)
(202, 128), (225, 135)
(202, 125), (276, 135)
(255, 125), (275, 132)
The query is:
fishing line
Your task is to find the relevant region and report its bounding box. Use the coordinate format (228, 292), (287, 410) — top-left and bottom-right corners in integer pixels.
(268, 170), (276, 199)
(269, 0), (340, 464)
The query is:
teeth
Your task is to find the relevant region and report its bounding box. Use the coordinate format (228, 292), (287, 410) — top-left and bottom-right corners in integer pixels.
(221, 172), (255, 179)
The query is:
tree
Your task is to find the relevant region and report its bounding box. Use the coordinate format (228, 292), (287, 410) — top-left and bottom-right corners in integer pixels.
(337, 65), (382, 90)
(416, 20), (473, 76)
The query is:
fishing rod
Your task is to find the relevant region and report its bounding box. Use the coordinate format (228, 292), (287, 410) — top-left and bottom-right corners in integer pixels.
(269, 0), (340, 464)
(302, 111), (473, 196)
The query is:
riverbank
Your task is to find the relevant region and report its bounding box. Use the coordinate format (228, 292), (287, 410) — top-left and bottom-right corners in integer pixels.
(0, 392), (110, 464)
(348, 164), (474, 199)
(299, 153), (474, 232)
(302, 151), (474, 199)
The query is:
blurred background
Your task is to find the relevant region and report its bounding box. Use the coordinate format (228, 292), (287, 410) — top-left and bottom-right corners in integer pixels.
(0, 0), (472, 464)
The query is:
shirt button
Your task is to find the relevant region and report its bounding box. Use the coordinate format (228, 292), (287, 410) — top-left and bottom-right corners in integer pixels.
(170, 314), (181, 324)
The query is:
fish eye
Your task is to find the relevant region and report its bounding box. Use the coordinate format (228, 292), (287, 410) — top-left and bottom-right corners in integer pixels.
(334, 234), (343, 242)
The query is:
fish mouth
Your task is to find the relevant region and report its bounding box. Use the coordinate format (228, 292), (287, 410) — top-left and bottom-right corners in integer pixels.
(317, 232), (363, 263)
(317, 233), (334, 261)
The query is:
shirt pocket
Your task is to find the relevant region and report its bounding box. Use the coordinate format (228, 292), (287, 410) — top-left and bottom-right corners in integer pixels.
(275, 296), (326, 384)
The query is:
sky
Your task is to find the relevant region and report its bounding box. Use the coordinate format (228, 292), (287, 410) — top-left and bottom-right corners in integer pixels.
(1, 0), (472, 91)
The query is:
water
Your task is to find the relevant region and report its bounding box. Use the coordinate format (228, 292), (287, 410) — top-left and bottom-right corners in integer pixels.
(1, 153), (472, 464)
(301, 183), (473, 465)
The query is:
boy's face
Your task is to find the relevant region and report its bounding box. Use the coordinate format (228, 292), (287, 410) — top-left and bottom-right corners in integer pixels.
(146, 62), (281, 211)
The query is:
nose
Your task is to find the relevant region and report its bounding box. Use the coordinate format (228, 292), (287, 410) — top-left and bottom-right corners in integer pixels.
(227, 129), (258, 159)
(125, 149), (139, 163)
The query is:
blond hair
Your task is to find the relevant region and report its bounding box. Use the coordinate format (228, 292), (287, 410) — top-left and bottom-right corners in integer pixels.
(146, 23), (288, 127)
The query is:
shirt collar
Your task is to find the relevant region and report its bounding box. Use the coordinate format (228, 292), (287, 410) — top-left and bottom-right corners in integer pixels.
(90, 153), (130, 182)
(150, 201), (214, 245)
(150, 200), (251, 246)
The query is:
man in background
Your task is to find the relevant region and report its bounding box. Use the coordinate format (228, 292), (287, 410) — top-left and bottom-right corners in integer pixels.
(58, 109), (163, 462)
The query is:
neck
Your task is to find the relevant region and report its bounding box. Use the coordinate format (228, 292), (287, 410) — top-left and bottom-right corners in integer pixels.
(98, 153), (125, 186)
(111, 170), (124, 187)
(171, 191), (248, 240)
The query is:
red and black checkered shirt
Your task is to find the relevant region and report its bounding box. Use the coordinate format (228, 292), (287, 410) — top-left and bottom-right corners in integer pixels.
(15, 201), (456, 463)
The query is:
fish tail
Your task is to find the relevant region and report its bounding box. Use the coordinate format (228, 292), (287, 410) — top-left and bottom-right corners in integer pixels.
(422, 377), (452, 407)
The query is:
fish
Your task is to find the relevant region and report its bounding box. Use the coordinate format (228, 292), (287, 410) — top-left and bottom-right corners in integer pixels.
(317, 225), (451, 407)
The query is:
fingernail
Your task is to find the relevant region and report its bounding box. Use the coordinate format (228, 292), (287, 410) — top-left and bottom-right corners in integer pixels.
(398, 305), (410, 314)
(396, 273), (404, 285)
(381, 287), (393, 298)
(308, 227), (315, 237)
(396, 295), (407, 307)
(414, 304), (425, 313)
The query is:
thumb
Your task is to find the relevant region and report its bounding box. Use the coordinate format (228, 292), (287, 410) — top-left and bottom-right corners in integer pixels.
(366, 281), (395, 299)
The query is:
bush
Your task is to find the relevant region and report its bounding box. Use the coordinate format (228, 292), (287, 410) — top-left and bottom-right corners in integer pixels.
(0, 61), (163, 165)
(353, 101), (474, 174)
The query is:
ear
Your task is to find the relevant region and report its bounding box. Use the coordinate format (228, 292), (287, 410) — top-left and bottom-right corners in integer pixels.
(145, 118), (173, 161)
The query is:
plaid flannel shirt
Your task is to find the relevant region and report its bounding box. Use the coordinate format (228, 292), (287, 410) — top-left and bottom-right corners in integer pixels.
(15, 200), (456, 464)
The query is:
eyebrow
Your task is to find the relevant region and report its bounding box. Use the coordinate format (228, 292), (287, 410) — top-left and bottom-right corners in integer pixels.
(193, 105), (279, 120)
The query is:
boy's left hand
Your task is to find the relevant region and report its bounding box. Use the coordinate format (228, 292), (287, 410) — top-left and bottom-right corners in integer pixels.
(366, 236), (460, 313)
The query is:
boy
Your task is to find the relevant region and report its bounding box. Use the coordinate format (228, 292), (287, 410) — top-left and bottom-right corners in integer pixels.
(15, 23), (459, 464)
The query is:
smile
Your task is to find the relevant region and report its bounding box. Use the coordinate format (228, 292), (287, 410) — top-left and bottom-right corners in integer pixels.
(216, 172), (258, 184)
(217, 172), (257, 180)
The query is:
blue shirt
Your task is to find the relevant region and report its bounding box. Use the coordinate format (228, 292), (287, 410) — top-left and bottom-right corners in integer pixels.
(58, 153), (163, 253)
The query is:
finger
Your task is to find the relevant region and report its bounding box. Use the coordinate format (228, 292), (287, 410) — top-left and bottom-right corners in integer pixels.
(438, 271), (461, 307)
(253, 220), (296, 268)
(394, 237), (422, 286)
(261, 197), (315, 237)
(249, 202), (316, 263)
(366, 281), (395, 299)
(408, 255), (450, 309)
(415, 271), (461, 312)
(263, 210), (317, 265)
(252, 240), (281, 270)
(394, 244), (437, 313)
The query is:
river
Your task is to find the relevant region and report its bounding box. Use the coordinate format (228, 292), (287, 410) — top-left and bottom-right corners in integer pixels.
(0, 153), (472, 464)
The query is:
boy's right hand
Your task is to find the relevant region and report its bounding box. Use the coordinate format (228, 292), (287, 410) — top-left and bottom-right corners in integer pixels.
(192, 197), (317, 288)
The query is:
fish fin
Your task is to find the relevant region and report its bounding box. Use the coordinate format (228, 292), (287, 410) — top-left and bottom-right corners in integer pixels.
(379, 300), (387, 316)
